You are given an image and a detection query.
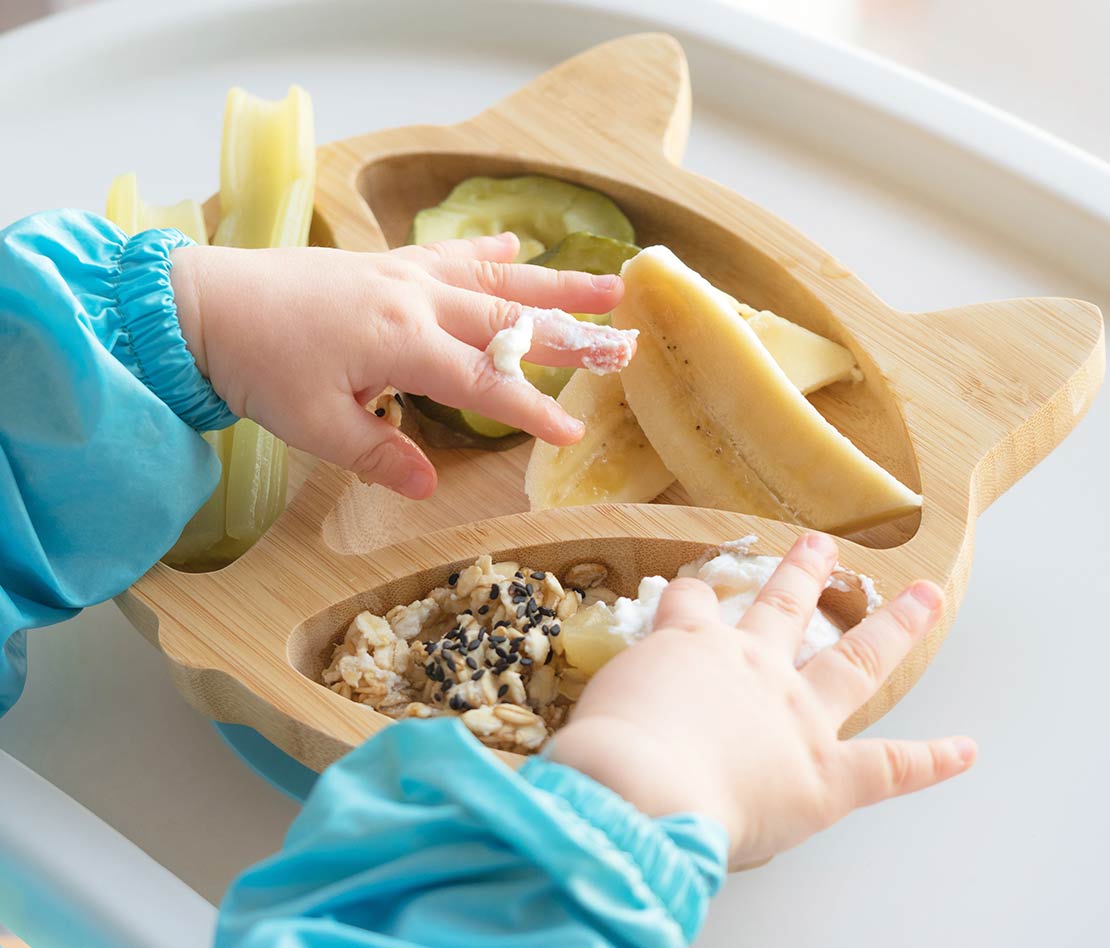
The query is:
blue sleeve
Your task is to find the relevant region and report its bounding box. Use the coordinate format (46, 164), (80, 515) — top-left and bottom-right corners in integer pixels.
(0, 209), (238, 714)
(217, 719), (728, 948)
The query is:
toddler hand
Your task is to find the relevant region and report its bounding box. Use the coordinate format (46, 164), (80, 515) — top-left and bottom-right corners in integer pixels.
(170, 233), (626, 498)
(550, 533), (976, 869)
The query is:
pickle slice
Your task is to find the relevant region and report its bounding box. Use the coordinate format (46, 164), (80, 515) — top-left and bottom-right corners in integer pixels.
(411, 176), (634, 263)
(528, 232), (639, 274)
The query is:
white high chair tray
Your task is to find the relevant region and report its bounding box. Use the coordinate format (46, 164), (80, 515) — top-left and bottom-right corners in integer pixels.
(0, 1), (1106, 947)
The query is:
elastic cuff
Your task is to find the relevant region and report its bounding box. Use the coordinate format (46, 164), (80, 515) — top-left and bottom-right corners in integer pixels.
(520, 755), (728, 942)
(114, 228), (238, 431)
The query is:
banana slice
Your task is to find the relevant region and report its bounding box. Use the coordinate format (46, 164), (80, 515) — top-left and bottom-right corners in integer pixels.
(525, 277), (862, 511)
(525, 371), (674, 509)
(612, 246), (921, 533)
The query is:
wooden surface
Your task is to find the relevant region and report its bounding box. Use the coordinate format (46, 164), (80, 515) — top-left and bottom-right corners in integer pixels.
(116, 33), (1105, 773)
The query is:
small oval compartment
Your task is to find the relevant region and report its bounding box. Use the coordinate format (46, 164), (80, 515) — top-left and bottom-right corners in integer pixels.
(289, 535), (873, 690)
(356, 153), (922, 549)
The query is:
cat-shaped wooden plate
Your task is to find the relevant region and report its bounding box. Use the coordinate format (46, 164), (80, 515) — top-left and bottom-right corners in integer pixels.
(117, 34), (1104, 772)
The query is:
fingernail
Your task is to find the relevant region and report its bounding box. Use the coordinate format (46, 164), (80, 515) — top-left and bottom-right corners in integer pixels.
(401, 467), (435, 499)
(953, 737), (977, 765)
(909, 581), (942, 611)
(803, 532), (836, 555)
(566, 417), (586, 436)
(590, 274), (620, 290)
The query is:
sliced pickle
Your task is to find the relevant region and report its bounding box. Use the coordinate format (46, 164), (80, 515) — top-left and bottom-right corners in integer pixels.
(410, 176), (634, 263)
(528, 232), (639, 274)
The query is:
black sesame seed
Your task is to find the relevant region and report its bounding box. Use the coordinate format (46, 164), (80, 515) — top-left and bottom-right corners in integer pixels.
(494, 662), (509, 675)
(514, 571), (524, 579)
(449, 695), (460, 711)
(525, 582), (534, 595)
(478, 605), (490, 615)
(544, 650), (554, 665)
(459, 701), (472, 712)
(374, 407), (386, 417)
(509, 638), (523, 651)
(466, 656), (478, 670)
(538, 606), (555, 617)
(489, 635), (506, 645)
(497, 684), (509, 698)
(472, 669), (485, 681)
(531, 571), (545, 581)
(495, 647), (509, 660)
(516, 604), (527, 618)
(520, 656), (533, 666)
(489, 584), (500, 600)
(549, 624), (561, 637)
(445, 656), (457, 672)
(425, 661), (435, 675)
(495, 620), (511, 629)
(442, 679), (453, 690)
(467, 640), (481, 652)
(426, 641), (437, 652)
(461, 609), (472, 616)
(448, 572), (459, 586)
(393, 392), (404, 406)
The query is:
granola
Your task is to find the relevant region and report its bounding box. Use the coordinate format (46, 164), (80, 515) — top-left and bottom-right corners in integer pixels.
(322, 555), (602, 753)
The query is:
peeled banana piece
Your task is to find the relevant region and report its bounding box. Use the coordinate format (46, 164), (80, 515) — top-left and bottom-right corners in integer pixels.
(525, 264), (863, 512)
(612, 247), (921, 533)
(525, 372), (674, 508)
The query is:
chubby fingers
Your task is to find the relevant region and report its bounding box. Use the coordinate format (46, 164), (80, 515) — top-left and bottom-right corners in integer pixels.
(394, 330), (585, 445)
(738, 533), (838, 658)
(652, 577), (720, 633)
(844, 736), (977, 807)
(390, 232), (521, 265)
(804, 580), (944, 721)
(434, 287), (634, 372)
(433, 259), (623, 316)
(303, 395), (437, 498)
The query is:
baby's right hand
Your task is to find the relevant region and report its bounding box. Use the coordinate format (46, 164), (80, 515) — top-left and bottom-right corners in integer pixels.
(170, 232), (628, 499)
(550, 533), (977, 870)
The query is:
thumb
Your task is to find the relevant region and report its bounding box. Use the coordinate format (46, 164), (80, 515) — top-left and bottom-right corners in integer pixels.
(305, 396), (437, 499)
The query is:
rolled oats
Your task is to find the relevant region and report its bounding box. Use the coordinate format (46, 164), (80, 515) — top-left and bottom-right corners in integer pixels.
(321, 555), (589, 755)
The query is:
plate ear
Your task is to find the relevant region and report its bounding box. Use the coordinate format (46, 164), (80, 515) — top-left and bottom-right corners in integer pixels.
(896, 297), (1104, 512)
(469, 33), (692, 165)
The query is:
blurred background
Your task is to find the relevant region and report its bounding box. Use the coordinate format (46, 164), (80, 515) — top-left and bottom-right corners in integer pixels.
(3, 0), (1109, 162)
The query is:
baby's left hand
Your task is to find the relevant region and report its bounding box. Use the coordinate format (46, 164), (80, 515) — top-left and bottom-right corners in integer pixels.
(170, 233), (627, 498)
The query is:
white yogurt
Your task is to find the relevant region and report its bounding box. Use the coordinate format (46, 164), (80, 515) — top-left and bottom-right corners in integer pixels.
(485, 306), (638, 379)
(590, 538), (879, 668)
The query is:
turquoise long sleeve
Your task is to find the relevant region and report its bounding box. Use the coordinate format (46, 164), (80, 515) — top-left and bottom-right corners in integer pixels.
(217, 718), (728, 947)
(0, 209), (236, 715)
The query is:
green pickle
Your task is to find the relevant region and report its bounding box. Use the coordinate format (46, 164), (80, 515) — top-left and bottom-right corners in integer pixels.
(410, 175), (634, 263)
(408, 175), (639, 442)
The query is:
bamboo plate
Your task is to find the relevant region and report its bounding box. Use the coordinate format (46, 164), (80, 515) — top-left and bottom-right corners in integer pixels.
(116, 33), (1104, 772)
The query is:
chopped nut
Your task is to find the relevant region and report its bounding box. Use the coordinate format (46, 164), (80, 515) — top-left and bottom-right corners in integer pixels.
(563, 562), (608, 590)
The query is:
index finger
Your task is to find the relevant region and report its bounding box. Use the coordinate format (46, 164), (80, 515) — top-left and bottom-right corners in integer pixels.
(652, 577), (721, 633)
(390, 232), (520, 264)
(737, 533), (838, 659)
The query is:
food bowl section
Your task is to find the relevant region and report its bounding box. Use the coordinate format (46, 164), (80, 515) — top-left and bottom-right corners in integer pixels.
(291, 536), (877, 755)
